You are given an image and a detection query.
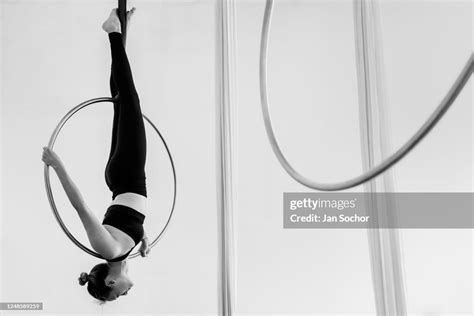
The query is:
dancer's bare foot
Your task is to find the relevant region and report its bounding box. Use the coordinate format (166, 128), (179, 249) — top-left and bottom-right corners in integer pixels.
(102, 8), (121, 33)
(102, 7), (136, 34)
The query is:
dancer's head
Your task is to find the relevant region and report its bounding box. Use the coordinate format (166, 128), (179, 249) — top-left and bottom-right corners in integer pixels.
(78, 262), (134, 302)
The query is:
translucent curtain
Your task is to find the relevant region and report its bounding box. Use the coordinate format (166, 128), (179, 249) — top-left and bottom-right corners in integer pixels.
(353, 0), (407, 314)
(216, 0), (237, 314)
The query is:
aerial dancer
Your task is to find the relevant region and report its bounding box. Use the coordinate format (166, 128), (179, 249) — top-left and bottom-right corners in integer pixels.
(42, 7), (150, 302)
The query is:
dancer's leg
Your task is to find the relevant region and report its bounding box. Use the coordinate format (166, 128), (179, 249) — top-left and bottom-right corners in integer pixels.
(104, 68), (120, 189)
(107, 67), (120, 156)
(105, 30), (147, 198)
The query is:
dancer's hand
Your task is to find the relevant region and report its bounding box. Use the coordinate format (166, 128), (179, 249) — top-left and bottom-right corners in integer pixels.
(42, 147), (63, 169)
(139, 236), (151, 257)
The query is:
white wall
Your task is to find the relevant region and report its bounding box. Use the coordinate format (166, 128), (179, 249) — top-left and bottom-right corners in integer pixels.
(233, 1), (374, 314)
(1, 0), (472, 315)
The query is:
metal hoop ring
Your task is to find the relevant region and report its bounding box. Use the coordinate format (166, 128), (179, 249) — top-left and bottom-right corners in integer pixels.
(44, 97), (177, 260)
(260, 0), (474, 191)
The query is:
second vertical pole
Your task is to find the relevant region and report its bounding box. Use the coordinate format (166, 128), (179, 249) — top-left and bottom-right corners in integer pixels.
(353, 0), (407, 314)
(215, 0), (237, 315)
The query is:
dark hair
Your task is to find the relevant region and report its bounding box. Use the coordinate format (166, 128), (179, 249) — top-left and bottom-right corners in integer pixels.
(78, 263), (113, 302)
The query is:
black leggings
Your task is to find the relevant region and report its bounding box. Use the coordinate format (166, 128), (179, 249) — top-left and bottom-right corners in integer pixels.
(105, 32), (147, 199)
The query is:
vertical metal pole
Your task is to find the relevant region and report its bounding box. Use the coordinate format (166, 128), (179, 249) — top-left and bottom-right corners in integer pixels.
(215, 0), (236, 315)
(118, 0), (128, 46)
(353, 1), (407, 315)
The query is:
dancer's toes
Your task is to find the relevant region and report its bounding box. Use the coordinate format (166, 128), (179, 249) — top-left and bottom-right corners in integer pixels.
(126, 7), (136, 31)
(126, 7), (136, 23)
(102, 8), (121, 33)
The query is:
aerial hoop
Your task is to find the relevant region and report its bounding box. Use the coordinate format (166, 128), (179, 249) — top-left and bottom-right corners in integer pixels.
(44, 97), (177, 259)
(259, 0), (474, 191)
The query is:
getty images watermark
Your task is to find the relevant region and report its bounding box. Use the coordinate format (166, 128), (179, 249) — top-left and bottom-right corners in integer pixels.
(284, 193), (474, 229)
(0, 303), (43, 310)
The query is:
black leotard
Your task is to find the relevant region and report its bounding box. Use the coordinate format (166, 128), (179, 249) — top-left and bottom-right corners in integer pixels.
(102, 205), (145, 262)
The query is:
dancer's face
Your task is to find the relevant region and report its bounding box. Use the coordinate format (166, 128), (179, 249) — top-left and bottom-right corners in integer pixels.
(105, 272), (134, 300)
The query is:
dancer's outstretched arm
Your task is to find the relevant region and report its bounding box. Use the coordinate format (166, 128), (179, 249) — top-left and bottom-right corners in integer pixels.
(42, 147), (121, 259)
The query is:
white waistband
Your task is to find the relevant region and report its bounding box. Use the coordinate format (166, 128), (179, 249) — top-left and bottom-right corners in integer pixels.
(111, 192), (147, 216)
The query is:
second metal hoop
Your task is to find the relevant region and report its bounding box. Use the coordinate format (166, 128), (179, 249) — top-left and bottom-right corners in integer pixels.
(260, 0), (474, 191)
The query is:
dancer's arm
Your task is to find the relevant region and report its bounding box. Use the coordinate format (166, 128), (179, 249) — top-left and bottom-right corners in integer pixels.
(42, 147), (121, 259)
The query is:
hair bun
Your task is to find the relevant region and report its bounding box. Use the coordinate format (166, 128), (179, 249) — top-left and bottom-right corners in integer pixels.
(78, 272), (89, 286)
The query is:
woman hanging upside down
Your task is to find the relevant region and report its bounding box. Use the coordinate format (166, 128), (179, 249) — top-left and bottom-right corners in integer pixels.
(42, 7), (149, 302)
